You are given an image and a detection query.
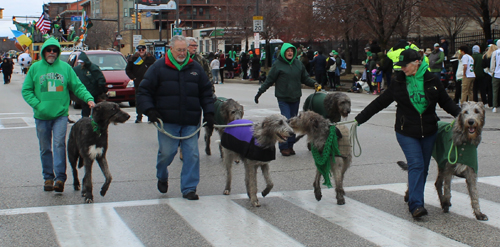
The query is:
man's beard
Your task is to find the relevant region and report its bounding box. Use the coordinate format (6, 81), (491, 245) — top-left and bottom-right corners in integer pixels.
(175, 56), (186, 63)
(46, 56), (56, 64)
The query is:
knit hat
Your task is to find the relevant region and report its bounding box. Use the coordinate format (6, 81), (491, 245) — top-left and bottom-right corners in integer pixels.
(472, 45), (480, 54)
(395, 48), (421, 66)
(434, 43), (440, 47)
(136, 39), (146, 50)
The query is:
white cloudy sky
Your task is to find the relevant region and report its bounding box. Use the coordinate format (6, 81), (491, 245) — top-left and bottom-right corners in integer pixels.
(0, 0), (71, 38)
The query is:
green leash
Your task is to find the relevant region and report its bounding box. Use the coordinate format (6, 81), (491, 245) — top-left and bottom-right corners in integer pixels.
(311, 125), (340, 188)
(445, 120), (458, 165)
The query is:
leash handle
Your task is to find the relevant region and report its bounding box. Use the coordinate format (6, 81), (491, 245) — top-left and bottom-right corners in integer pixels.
(447, 142), (458, 165)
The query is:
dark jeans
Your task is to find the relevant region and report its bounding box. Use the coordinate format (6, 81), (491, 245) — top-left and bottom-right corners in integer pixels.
(242, 65), (248, 79)
(315, 71), (326, 87)
(473, 76), (487, 104)
(396, 131), (437, 213)
(3, 73), (11, 84)
(327, 72), (336, 88)
(483, 74), (493, 106)
(277, 100), (299, 151)
(454, 79), (462, 103)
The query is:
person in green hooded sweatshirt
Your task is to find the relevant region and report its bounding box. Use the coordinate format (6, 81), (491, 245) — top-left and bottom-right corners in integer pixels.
(22, 37), (95, 193)
(254, 43), (319, 156)
(73, 51), (107, 118)
(354, 48), (461, 219)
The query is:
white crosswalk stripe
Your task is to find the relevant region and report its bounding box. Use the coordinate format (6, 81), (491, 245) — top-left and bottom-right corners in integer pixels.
(1, 177), (499, 246)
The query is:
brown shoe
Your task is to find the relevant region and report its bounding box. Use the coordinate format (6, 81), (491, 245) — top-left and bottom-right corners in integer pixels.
(289, 148), (296, 155)
(54, 181), (65, 192)
(44, 180), (54, 191)
(280, 149), (291, 156)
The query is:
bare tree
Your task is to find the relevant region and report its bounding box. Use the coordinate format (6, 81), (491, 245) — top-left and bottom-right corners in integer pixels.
(448, 0), (500, 40)
(259, 0), (287, 68)
(85, 21), (117, 50)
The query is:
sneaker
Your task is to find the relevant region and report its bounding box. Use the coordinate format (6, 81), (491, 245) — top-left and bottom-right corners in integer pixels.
(44, 180), (54, 191)
(54, 181), (64, 192)
(182, 191), (199, 200)
(135, 119), (142, 123)
(493, 107), (497, 113)
(372, 90), (378, 95)
(280, 149), (291, 156)
(412, 207), (428, 218)
(157, 180), (168, 193)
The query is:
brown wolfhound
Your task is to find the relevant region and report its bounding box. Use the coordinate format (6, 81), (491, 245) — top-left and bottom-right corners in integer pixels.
(398, 101), (487, 220)
(220, 114), (294, 207)
(289, 110), (353, 205)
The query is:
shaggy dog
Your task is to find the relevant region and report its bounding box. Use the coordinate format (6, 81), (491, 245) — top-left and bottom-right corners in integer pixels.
(204, 97), (244, 157)
(303, 91), (351, 122)
(221, 114), (294, 207)
(398, 102), (487, 220)
(67, 102), (130, 203)
(289, 111), (353, 205)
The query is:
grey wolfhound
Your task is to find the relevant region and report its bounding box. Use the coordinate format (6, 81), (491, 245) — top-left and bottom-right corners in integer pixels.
(303, 91), (351, 122)
(204, 97), (244, 157)
(398, 102), (487, 220)
(67, 102), (130, 203)
(220, 114), (294, 207)
(289, 111), (353, 205)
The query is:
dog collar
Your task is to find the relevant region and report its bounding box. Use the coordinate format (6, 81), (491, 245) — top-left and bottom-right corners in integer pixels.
(311, 126), (341, 188)
(90, 118), (101, 136)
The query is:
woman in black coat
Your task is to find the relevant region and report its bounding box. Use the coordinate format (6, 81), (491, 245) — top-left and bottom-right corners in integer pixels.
(1, 58), (14, 84)
(355, 49), (460, 218)
(240, 52), (249, 79)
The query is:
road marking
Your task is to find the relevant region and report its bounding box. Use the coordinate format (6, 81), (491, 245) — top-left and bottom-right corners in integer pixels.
(2, 177), (499, 246)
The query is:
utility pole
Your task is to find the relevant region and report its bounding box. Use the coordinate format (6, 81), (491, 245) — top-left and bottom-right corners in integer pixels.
(117, 0), (120, 49)
(135, 0), (139, 34)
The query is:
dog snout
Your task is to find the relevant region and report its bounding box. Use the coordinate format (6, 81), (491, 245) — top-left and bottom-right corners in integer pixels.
(467, 119), (475, 126)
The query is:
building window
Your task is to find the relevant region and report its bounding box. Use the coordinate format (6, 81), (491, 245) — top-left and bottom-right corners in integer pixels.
(199, 8), (203, 16)
(124, 9), (129, 17)
(193, 7), (197, 16)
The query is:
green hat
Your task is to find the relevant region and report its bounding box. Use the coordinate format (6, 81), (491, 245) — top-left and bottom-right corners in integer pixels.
(366, 51), (372, 57)
(332, 50), (339, 55)
(355, 70), (361, 75)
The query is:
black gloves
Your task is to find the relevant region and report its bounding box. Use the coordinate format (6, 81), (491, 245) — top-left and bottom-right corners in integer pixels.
(254, 92), (262, 104)
(203, 113), (215, 128)
(145, 109), (161, 123)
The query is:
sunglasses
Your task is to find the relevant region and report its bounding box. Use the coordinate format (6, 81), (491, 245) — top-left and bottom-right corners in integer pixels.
(138, 48), (146, 51)
(45, 48), (59, 53)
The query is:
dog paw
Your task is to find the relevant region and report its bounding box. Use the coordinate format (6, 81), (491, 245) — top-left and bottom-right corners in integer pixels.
(74, 185), (81, 191)
(223, 190), (230, 195)
(85, 198), (94, 203)
(476, 213), (488, 221)
(252, 201), (261, 207)
(315, 193), (322, 201)
(337, 198), (345, 205)
(205, 149), (211, 155)
(100, 190), (107, 197)
(262, 188), (272, 197)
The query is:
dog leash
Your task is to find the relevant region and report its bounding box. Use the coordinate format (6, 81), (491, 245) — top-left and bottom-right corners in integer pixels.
(154, 120), (254, 140)
(445, 120), (458, 165)
(330, 120), (362, 157)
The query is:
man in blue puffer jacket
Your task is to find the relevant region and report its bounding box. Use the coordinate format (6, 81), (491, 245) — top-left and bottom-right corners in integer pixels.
(137, 35), (214, 200)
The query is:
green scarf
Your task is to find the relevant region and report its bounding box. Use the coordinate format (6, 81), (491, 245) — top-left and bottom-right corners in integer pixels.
(406, 60), (429, 114)
(311, 126), (341, 188)
(167, 49), (190, 71)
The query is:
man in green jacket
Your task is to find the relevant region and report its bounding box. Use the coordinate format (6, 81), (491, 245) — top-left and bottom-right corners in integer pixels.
(254, 43), (318, 156)
(22, 37), (95, 193)
(73, 51), (107, 117)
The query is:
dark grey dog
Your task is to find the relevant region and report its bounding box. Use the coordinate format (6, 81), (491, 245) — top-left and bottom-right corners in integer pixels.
(67, 102), (130, 203)
(204, 97), (244, 157)
(221, 114), (294, 207)
(303, 92), (351, 122)
(289, 111), (352, 205)
(398, 102), (487, 220)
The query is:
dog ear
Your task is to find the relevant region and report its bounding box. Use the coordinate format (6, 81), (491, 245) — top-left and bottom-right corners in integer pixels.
(92, 104), (102, 121)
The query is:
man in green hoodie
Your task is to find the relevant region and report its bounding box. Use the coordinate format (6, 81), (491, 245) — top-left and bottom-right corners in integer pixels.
(22, 37), (95, 193)
(73, 51), (107, 118)
(254, 43), (319, 156)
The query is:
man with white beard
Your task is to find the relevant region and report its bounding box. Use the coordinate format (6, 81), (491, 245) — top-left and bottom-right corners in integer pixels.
(137, 35), (214, 200)
(21, 37), (95, 193)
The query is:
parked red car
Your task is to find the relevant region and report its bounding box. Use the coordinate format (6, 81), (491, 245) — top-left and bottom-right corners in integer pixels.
(67, 50), (136, 106)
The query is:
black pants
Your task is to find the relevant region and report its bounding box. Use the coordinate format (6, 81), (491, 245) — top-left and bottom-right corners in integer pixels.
(315, 71), (326, 87)
(483, 74), (494, 106)
(327, 72), (336, 88)
(242, 65), (248, 79)
(219, 68), (225, 83)
(252, 67), (260, 81)
(473, 76), (487, 104)
(134, 88), (142, 119)
(454, 79), (462, 103)
(3, 73), (11, 84)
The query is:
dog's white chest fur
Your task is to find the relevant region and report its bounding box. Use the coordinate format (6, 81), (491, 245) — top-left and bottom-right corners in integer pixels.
(88, 145), (104, 160)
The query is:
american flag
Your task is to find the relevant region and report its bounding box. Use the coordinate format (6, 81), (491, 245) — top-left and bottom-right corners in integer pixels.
(36, 13), (51, 34)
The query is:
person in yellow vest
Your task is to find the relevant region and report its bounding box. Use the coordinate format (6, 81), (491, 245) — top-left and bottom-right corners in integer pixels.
(387, 39), (409, 72)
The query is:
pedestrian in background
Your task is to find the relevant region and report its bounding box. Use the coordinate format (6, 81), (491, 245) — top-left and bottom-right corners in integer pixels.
(482, 43), (497, 108)
(254, 43), (319, 156)
(490, 40), (500, 113)
(219, 53), (226, 84)
(471, 45), (487, 105)
(126, 40), (155, 123)
(1, 57), (13, 84)
(73, 52), (107, 118)
(137, 35), (214, 200)
(459, 46), (475, 104)
(210, 56), (220, 84)
(22, 37), (95, 193)
(355, 48), (460, 218)
(428, 43), (445, 79)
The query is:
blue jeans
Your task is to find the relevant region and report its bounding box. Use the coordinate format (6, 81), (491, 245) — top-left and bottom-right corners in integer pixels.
(212, 69), (219, 83)
(157, 123), (200, 195)
(277, 101), (299, 150)
(35, 116), (68, 182)
(396, 131), (437, 213)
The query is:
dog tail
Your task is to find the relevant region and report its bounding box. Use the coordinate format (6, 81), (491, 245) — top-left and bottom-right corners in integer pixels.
(77, 156), (84, 169)
(397, 161), (409, 171)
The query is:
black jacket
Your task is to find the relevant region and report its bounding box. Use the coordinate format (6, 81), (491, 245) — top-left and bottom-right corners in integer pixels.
(137, 57), (214, 126)
(355, 70), (460, 138)
(126, 52), (156, 88)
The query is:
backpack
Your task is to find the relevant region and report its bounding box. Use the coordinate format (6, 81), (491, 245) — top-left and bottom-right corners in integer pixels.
(340, 59), (346, 70)
(327, 57), (336, 72)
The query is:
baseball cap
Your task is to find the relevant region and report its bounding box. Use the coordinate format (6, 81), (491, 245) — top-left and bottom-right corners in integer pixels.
(395, 48), (421, 66)
(434, 43), (440, 47)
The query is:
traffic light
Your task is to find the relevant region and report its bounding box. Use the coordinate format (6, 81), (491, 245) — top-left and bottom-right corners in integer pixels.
(131, 13), (135, 23)
(121, 44), (125, 48)
(0, 8), (4, 19)
(137, 12), (141, 23)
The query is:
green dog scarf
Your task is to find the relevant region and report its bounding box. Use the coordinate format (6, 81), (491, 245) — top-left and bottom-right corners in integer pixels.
(311, 126), (341, 187)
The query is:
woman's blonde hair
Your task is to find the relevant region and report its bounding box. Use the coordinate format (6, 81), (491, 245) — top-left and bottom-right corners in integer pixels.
(484, 44), (498, 59)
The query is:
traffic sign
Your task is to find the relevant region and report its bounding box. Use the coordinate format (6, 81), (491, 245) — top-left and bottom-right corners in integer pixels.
(146, 11), (152, 17)
(71, 16), (82, 22)
(253, 16), (263, 32)
(173, 28), (182, 36)
(116, 34), (123, 41)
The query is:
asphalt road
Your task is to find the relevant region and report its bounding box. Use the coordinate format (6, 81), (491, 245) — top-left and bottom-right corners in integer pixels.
(1, 64), (500, 247)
